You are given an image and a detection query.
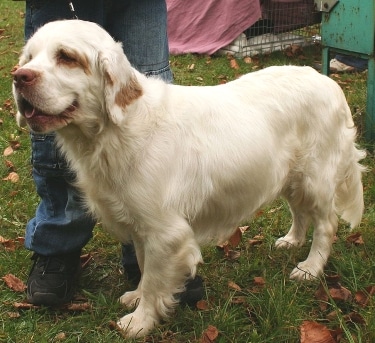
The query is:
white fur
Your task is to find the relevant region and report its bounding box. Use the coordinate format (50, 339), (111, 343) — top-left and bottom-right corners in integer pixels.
(13, 20), (366, 338)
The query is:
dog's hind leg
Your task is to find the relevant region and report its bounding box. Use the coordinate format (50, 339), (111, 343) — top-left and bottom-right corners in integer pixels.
(289, 209), (338, 280)
(275, 178), (312, 249)
(276, 170), (338, 280)
(117, 216), (202, 337)
(275, 205), (311, 249)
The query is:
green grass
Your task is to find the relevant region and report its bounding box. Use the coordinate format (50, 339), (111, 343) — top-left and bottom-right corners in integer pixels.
(1, 2), (375, 342)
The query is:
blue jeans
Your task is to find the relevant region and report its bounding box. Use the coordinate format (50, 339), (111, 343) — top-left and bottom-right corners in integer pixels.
(335, 54), (368, 72)
(24, 0), (172, 256)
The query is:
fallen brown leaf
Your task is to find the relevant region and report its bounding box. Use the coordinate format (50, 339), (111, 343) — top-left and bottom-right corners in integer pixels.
(248, 234), (264, 246)
(231, 296), (247, 304)
(343, 311), (366, 325)
(2, 274), (26, 292)
(14, 301), (40, 309)
(3, 98), (13, 110)
(329, 285), (352, 302)
(3, 146), (14, 157)
(5, 160), (15, 170)
(62, 302), (92, 311)
(9, 140), (21, 150)
(355, 285), (375, 307)
(228, 281), (242, 291)
(228, 227), (243, 248)
(346, 232), (364, 245)
(201, 325), (219, 343)
(243, 56), (252, 64)
(7, 311), (20, 319)
(253, 276), (266, 287)
(0, 236), (25, 251)
(188, 63), (195, 71)
(196, 299), (210, 310)
(54, 332), (67, 341)
(315, 276), (352, 311)
(2, 172), (19, 183)
(300, 321), (336, 343)
(229, 58), (239, 70)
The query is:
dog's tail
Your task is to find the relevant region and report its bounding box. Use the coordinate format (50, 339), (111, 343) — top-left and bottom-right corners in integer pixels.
(335, 112), (366, 229)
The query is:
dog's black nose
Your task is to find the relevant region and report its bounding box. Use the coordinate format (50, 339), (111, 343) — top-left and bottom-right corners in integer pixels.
(13, 68), (37, 88)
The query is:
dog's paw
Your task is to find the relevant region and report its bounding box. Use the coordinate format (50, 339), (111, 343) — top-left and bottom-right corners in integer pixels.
(119, 289), (141, 308)
(275, 235), (304, 249)
(117, 310), (158, 338)
(289, 262), (322, 281)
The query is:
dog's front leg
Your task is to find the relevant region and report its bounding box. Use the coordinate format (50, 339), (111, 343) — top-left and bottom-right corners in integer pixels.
(117, 223), (202, 337)
(119, 235), (145, 308)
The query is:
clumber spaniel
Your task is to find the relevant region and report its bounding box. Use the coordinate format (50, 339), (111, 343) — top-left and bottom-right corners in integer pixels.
(13, 20), (365, 338)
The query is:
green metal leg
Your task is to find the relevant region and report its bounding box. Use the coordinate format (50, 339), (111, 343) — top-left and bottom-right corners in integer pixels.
(321, 47), (330, 76)
(366, 57), (375, 142)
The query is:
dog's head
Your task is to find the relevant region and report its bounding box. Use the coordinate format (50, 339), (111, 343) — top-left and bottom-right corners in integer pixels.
(12, 19), (143, 134)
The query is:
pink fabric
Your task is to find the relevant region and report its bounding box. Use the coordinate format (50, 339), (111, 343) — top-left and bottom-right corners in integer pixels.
(167, 0), (262, 55)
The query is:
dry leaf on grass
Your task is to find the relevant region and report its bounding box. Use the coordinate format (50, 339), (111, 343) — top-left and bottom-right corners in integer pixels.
(62, 302), (92, 311)
(201, 325), (219, 343)
(300, 321), (336, 343)
(3, 146), (14, 157)
(243, 56), (252, 64)
(196, 299), (210, 310)
(14, 302), (40, 309)
(228, 227), (243, 248)
(2, 172), (19, 183)
(231, 296), (247, 304)
(228, 281), (242, 291)
(2, 274), (26, 292)
(54, 332), (67, 341)
(7, 311), (20, 319)
(346, 232), (364, 245)
(217, 227), (244, 260)
(248, 235), (264, 246)
(5, 160), (15, 170)
(0, 236), (25, 251)
(253, 277), (266, 287)
(315, 275), (352, 311)
(355, 285), (375, 307)
(229, 58), (239, 70)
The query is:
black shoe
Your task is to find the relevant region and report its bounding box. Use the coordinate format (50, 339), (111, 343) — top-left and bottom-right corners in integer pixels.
(27, 251), (81, 306)
(178, 275), (204, 306)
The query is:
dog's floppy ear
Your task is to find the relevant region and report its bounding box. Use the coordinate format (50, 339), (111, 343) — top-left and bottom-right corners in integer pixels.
(99, 43), (143, 125)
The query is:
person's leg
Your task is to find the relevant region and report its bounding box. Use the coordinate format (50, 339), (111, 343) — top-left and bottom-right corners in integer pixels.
(105, 0), (173, 82)
(26, 134), (95, 255)
(24, 0), (102, 305)
(26, 133), (96, 305)
(332, 54), (368, 72)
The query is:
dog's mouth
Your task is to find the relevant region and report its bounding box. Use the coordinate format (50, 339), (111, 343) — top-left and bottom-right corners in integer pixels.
(19, 97), (78, 132)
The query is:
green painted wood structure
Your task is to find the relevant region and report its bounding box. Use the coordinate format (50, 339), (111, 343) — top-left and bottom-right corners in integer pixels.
(319, 0), (375, 141)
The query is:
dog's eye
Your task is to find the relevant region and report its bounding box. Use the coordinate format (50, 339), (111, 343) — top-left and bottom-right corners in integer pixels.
(56, 49), (77, 65)
(55, 48), (90, 74)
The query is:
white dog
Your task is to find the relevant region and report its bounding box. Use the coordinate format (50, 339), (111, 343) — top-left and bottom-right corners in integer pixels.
(13, 20), (365, 338)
